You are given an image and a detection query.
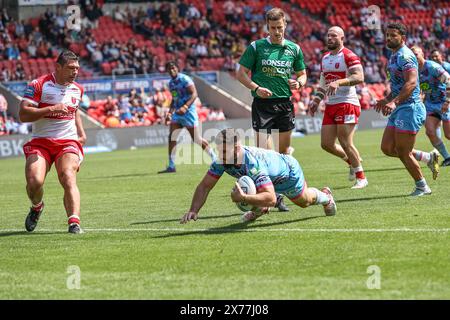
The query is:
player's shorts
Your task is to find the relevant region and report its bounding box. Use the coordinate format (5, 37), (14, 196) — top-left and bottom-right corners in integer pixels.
(23, 138), (84, 168)
(387, 102), (426, 134)
(425, 101), (450, 122)
(274, 155), (307, 201)
(323, 103), (361, 125)
(252, 97), (295, 133)
(171, 107), (199, 128)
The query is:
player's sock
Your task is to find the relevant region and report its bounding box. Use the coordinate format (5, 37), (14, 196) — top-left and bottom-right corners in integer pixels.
(31, 201), (43, 212)
(168, 154), (176, 169)
(432, 140), (450, 160)
(68, 214), (80, 225)
(413, 151), (431, 164)
(311, 188), (330, 205)
(352, 166), (365, 179)
(415, 178), (427, 189)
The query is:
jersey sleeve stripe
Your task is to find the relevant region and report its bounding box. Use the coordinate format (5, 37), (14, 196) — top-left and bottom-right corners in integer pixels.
(256, 182), (274, 190)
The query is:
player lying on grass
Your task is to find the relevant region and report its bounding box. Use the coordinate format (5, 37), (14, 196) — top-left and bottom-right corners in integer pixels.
(180, 128), (337, 224)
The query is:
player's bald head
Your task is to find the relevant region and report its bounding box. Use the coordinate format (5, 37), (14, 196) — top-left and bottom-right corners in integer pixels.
(328, 26), (345, 38)
(327, 26), (345, 50)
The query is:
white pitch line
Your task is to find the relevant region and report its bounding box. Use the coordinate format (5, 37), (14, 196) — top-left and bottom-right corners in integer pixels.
(0, 228), (449, 233)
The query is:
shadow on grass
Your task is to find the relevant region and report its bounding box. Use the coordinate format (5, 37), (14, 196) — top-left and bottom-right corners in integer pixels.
(0, 231), (66, 237)
(363, 167), (406, 173)
(336, 194), (407, 203)
(152, 215), (324, 238)
(131, 213), (242, 225)
(84, 173), (155, 180)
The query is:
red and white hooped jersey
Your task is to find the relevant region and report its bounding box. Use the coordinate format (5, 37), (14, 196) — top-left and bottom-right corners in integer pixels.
(22, 73), (83, 140)
(321, 47), (361, 106)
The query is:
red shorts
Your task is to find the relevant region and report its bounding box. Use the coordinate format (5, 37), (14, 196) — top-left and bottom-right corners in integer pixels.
(322, 103), (361, 125)
(23, 138), (84, 167)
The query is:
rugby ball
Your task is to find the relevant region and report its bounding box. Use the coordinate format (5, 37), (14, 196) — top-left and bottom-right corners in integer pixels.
(236, 176), (257, 212)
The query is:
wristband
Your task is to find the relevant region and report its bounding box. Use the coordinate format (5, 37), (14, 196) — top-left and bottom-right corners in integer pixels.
(254, 86), (260, 94)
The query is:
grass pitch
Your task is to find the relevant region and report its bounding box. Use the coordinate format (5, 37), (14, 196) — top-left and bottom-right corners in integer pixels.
(0, 129), (449, 299)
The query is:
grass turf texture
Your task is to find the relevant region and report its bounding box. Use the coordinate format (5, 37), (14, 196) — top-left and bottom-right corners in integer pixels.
(0, 129), (449, 299)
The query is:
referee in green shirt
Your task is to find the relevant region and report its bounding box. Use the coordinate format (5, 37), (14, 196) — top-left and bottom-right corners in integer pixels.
(238, 7), (306, 153)
(237, 7), (307, 211)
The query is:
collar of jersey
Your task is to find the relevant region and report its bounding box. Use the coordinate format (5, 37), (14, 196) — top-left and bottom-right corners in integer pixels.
(265, 36), (285, 47)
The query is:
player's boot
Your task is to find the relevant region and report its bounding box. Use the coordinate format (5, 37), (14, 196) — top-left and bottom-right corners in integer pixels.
(25, 202), (44, 232)
(441, 157), (450, 167)
(348, 167), (356, 181)
(157, 167), (176, 174)
(68, 223), (84, 234)
(409, 185), (432, 197)
(275, 194), (289, 212)
(427, 150), (440, 180)
(351, 178), (368, 189)
(321, 187), (337, 216)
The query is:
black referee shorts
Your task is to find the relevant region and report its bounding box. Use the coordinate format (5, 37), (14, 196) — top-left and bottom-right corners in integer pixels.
(251, 97), (296, 133)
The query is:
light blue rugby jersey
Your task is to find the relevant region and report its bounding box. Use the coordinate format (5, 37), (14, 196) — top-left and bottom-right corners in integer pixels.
(387, 45), (421, 106)
(207, 146), (300, 191)
(419, 60), (447, 105)
(168, 73), (196, 110)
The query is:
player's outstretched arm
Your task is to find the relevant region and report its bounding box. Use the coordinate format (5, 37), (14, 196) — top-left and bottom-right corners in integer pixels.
(180, 173), (219, 224)
(231, 183), (277, 208)
(19, 100), (69, 123)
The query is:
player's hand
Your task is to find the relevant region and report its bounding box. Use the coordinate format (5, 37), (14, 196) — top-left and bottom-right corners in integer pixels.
(165, 113), (172, 126)
(78, 133), (87, 146)
(230, 182), (245, 203)
(442, 101), (450, 114)
(326, 81), (340, 96)
(308, 100), (319, 117)
(374, 99), (387, 113)
(288, 79), (301, 90)
(175, 105), (187, 115)
(180, 211), (198, 224)
(49, 103), (69, 115)
(381, 104), (394, 116)
(256, 87), (272, 98)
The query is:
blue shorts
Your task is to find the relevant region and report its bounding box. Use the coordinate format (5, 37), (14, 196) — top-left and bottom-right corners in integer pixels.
(387, 102), (426, 134)
(274, 155), (306, 200)
(171, 107), (198, 128)
(425, 101), (450, 122)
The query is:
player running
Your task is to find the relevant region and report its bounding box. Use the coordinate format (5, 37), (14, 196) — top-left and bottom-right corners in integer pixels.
(180, 128), (337, 224)
(309, 26), (367, 189)
(158, 61), (216, 173)
(19, 50), (86, 234)
(375, 23), (439, 196)
(411, 46), (450, 166)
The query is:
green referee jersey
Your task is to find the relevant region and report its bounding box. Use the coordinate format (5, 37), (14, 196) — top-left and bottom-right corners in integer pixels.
(239, 37), (306, 99)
